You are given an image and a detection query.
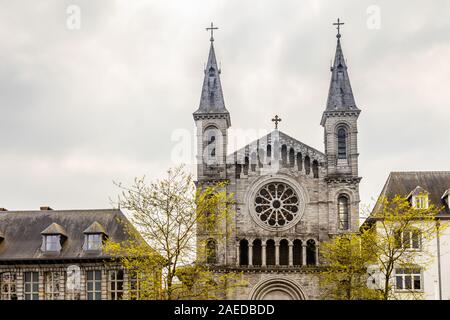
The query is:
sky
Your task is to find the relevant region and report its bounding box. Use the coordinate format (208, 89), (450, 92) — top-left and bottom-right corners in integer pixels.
(0, 0), (449, 218)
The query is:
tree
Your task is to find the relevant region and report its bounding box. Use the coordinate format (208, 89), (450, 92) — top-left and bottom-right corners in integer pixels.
(319, 232), (382, 300)
(105, 165), (243, 300)
(362, 194), (446, 300)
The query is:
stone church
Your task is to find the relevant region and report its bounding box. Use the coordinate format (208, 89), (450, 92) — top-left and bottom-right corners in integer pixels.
(193, 22), (361, 300)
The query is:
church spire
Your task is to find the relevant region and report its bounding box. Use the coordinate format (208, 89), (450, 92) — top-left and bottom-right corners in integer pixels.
(193, 23), (230, 126)
(325, 19), (359, 112)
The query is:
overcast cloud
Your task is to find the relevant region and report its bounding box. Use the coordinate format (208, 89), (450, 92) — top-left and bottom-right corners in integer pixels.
(0, 0), (449, 216)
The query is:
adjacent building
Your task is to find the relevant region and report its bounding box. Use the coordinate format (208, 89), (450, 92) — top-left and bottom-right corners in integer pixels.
(364, 171), (450, 300)
(0, 207), (146, 300)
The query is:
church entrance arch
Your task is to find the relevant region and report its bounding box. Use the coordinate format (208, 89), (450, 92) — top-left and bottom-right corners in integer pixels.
(249, 277), (306, 300)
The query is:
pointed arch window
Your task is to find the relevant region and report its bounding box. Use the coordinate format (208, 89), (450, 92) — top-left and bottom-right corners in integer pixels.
(337, 128), (347, 160)
(338, 195), (349, 230)
(206, 239), (217, 264)
(306, 240), (316, 266)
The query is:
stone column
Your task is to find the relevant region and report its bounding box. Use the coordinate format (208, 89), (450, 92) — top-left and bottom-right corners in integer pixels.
(248, 243), (253, 266)
(101, 268), (108, 300)
(236, 243), (240, 266)
(59, 269), (65, 300)
(288, 242), (293, 266)
(16, 270), (24, 300)
(261, 241), (267, 267)
(123, 270), (129, 300)
(39, 270), (44, 300)
(79, 269), (86, 300)
(275, 242), (280, 266)
(302, 244), (307, 266)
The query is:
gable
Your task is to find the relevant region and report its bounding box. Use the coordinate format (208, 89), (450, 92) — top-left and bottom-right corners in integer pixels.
(227, 130), (325, 165)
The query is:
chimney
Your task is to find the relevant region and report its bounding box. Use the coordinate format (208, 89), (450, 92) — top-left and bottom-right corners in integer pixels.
(40, 206), (53, 211)
(0, 208), (7, 211)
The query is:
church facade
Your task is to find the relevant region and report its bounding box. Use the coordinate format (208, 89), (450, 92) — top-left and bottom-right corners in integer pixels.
(193, 24), (361, 300)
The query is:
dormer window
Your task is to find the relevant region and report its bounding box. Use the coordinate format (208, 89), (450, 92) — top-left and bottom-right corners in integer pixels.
(83, 221), (108, 252)
(413, 194), (429, 209)
(44, 235), (61, 251)
(407, 186), (429, 210)
(86, 234), (102, 251)
(41, 223), (67, 253)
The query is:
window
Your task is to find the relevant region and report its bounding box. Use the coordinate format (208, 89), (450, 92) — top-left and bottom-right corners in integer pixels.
(44, 235), (60, 252)
(312, 160), (319, 178)
(254, 182), (300, 228)
(86, 234), (103, 251)
(109, 270), (124, 300)
(304, 156), (311, 175)
(129, 272), (141, 300)
(279, 239), (289, 266)
(44, 272), (61, 300)
(206, 239), (217, 264)
(413, 195), (429, 209)
(86, 270), (102, 300)
(395, 268), (422, 291)
(24, 271), (39, 300)
(239, 239), (249, 266)
(337, 128), (347, 159)
(306, 240), (316, 266)
(338, 195), (350, 230)
(0, 272), (17, 300)
(395, 229), (421, 250)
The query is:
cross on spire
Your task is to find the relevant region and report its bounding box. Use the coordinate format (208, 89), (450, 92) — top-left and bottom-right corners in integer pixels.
(206, 22), (218, 42)
(333, 18), (344, 38)
(272, 115), (282, 130)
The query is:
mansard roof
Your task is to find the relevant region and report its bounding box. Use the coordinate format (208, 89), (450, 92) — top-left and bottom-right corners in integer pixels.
(228, 130), (325, 163)
(372, 171), (450, 216)
(0, 209), (135, 261)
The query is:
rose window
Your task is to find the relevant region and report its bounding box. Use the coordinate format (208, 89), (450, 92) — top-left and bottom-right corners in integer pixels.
(254, 182), (300, 228)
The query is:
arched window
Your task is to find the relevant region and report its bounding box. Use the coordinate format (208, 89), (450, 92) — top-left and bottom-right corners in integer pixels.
(208, 67), (215, 77)
(293, 239), (302, 266)
(266, 239), (275, 266)
(296, 153), (302, 171)
(257, 149), (264, 168)
(312, 160), (319, 178)
(279, 239), (289, 266)
(338, 195), (350, 230)
(204, 127), (219, 165)
(206, 239), (217, 264)
(253, 239), (262, 266)
(289, 148), (295, 168)
(239, 239), (248, 266)
(250, 152), (257, 172)
(266, 144), (272, 162)
(306, 240), (316, 266)
(337, 128), (347, 160)
(281, 145), (287, 166)
(305, 156), (311, 175)
(243, 156), (249, 175)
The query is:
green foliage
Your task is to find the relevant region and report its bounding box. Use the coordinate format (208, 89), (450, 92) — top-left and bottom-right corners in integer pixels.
(319, 233), (382, 300)
(363, 194), (447, 300)
(105, 165), (243, 300)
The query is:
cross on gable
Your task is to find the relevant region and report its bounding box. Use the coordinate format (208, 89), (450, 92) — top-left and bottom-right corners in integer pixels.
(272, 115), (282, 130)
(333, 18), (344, 38)
(206, 22), (218, 42)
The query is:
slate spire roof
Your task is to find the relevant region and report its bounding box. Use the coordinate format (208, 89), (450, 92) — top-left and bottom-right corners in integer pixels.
(325, 34), (359, 112)
(193, 38), (230, 126)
